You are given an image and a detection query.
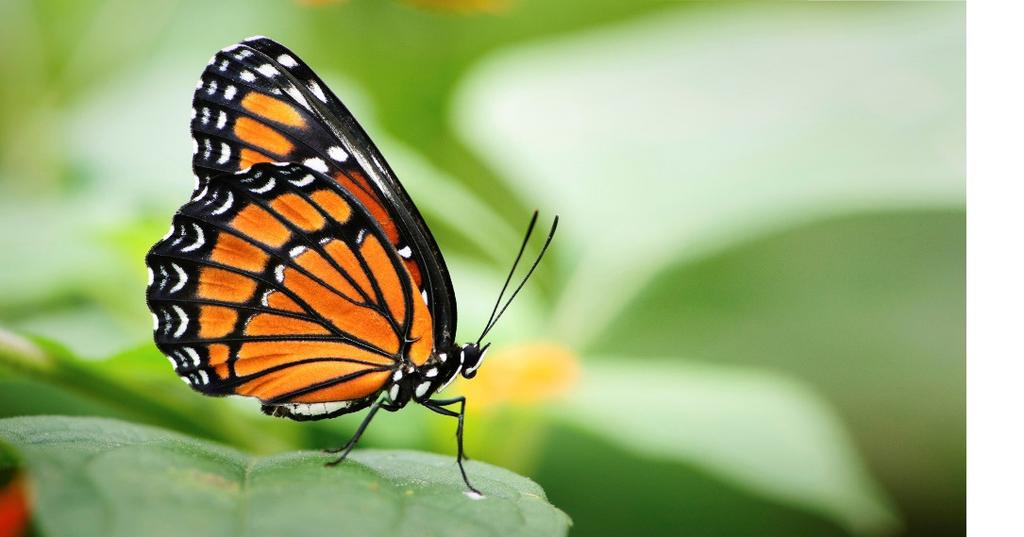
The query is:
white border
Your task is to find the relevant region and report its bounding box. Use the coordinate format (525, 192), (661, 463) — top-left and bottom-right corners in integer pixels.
(967, 1), (1024, 534)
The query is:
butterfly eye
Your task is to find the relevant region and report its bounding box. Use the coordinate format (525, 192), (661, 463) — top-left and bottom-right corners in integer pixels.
(461, 343), (490, 379)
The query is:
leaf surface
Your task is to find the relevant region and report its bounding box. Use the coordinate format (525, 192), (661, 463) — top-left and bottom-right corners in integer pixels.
(0, 416), (570, 537)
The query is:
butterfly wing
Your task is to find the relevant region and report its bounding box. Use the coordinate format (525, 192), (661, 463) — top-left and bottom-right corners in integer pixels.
(190, 36), (457, 348)
(146, 163), (435, 420)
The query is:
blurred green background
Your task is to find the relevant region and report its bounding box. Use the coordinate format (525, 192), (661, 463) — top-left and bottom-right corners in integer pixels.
(0, 1), (964, 536)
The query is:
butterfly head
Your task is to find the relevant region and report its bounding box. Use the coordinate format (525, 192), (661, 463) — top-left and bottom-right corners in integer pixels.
(459, 342), (490, 379)
(456, 212), (559, 383)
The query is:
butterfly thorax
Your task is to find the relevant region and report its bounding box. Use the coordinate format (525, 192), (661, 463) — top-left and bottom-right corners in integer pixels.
(382, 343), (488, 409)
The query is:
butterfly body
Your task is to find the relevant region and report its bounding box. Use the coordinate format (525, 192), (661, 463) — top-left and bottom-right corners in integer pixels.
(146, 37), (551, 494)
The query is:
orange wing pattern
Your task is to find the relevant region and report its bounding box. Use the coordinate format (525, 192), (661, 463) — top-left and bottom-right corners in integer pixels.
(146, 163), (434, 418)
(188, 38), (446, 322)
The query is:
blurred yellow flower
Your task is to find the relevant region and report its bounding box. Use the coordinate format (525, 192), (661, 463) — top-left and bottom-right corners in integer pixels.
(295, 0), (348, 6)
(295, 0), (509, 12)
(454, 341), (580, 411)
(401, 0), (509, 14)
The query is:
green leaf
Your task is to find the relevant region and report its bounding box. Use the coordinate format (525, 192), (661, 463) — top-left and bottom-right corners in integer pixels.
(454, 2), (964, 345)
(0, 416), (570, 537)
(589, 210), (964, 531)
(534, 425), (852, 537)
(556, 362), (899, 536)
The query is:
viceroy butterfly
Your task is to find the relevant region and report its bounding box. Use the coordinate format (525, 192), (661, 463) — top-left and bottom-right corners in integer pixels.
(145, 36), (557, 496)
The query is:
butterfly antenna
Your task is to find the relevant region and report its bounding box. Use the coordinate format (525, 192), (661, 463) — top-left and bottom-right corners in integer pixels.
(476, 214), (559, 345)
(476, 211), (539, 345)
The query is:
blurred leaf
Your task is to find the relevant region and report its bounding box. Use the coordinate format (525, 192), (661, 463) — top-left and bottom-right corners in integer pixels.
(535, 424), (851, 537)
(0, 331), (457, 457)
(0, 416), (571, 537)
(593, 210), (964, 536)
(453, 2), (964, 344)
(557, 361), (898, 536)
(298, 0), (676, 229)
(0, 331), (291, 452)
(0, 0), (179, 192)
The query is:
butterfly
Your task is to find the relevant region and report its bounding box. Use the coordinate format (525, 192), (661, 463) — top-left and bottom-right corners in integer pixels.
(144, 36), (557, 496)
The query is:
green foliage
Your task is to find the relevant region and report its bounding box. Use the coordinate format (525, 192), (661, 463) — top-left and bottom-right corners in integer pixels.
(0, 416), (570, 537)
(593, 211), (966, 534)
(0, 1), (964, 536)
(558, 362), (898, 536)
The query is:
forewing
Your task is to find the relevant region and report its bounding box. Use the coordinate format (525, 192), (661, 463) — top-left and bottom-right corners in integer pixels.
(190, 36), (457, 346)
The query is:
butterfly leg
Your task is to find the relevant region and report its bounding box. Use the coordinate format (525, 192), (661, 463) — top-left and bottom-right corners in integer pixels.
(424, 396), (481, 496)
(324, 398), (384, 466)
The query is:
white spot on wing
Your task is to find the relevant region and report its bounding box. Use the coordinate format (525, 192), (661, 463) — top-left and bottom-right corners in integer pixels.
(240, 70), (256, 83)
(277, 54), (298, 67)
(274, 265), (285, 283)
(285, 84), (311, 111)
(322, 402), (346, 414)
(217, 143), (231, 165)
(397, 246), (412, 259)
(289, 174), (315, 187)
(151, 312), (159, 331)
(251, 177), (276, 194)
(170, 226), (187, 247)
(182, 347), (201, 367)
(210, 191), (234, 216)
(172, 305), (189, 338)
(224, 85), (237, 101)
(206, 80), (217, 96)
(180, 223), (206, 252)
(169, 263), (188, 294)
(158, 266), (169, 290)
(216, 111), (228, 130)
(256, 64), (279, 77)
(327, 146), (348, 162)
(289, 246), (307, 258)
(308, 81), (327, 103)
(303, 157), (328, 173)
